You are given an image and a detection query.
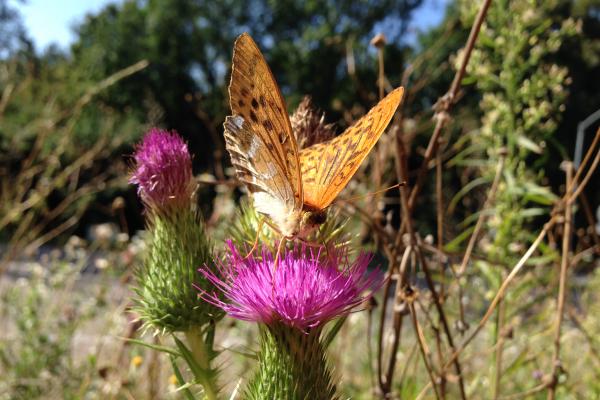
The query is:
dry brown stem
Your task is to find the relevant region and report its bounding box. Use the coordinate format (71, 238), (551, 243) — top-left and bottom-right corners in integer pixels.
(547, 162), (573, 400)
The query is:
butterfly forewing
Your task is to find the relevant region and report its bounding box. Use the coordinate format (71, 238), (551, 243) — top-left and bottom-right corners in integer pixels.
(300, 87), (404, 209)
(228, 33), (303, 208)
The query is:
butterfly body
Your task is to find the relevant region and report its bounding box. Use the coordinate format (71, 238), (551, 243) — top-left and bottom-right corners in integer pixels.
(299, 207), (328, 237)
(224, 33), (404, 240)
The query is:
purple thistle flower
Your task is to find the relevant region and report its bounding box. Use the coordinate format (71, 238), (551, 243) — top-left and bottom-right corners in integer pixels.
(130, 128), (194, 210)
(198, 241), (383, 331)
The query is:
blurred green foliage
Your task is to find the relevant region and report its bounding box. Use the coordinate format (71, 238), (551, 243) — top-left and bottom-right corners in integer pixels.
(1, 261), (101, 399)
(67, 0), (422, 170)
(452, 0), (578, 258)
(1, 0), (598, 236)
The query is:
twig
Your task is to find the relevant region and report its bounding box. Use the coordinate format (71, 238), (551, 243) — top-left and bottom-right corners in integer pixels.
(492, 296), (506, 400)
(371, 34), (387, 228)
(407, 0), (493, 210)
(417, 124), (600, 398)
(414, 217), (558, 400)
(498, 382), (548, 400)
(409, 297), (442, 400)
(389, 133), (467, 398)
(569, 137), (599, 202)
(416, 247), (467, 400)
(75, 60), (149, 111)
(569, 128), (599, 193)
(382, 246), (412, 393)
(457, 152), (506, 276)
(398, 341), (419, 386)
(455, 152), (506, 337)
(377, 126), (411, 395)
(377, 3), (493, 393)
(435, 140), (446, 299)
(547, 162), (573, 400)
(449, 218), (555, 366)
(367, 298), (376, 394)
(570, 245), (599, 270)
(578, 193), (600, 251)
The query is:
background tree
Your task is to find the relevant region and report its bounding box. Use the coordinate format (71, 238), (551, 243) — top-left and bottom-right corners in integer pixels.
(69, 0), (423, 173)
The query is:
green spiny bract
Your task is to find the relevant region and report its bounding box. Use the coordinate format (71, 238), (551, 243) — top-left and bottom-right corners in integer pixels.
(244, 324), (338, 400)
(133, 206), (224, 333)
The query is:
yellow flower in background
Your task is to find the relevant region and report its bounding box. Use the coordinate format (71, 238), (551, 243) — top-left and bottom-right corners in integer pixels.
(131, 356), (143, 368)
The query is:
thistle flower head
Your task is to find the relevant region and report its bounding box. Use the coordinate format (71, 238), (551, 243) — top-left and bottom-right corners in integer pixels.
(130, 128), (194, 211)
(199, 241), (382, 331)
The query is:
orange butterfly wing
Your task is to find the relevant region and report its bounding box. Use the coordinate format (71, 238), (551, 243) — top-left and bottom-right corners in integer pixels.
(227, 33), (303, 209)
(299, 87), (404, 209)
(224, 33), (306, 236)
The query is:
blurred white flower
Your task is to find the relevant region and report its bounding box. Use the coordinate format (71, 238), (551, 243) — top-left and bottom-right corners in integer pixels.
(94, 257), (110, 270)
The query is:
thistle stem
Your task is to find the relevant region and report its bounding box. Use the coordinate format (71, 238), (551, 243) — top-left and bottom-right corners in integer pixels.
(185, 327), (219, 400)
(246, 325), (336, 400)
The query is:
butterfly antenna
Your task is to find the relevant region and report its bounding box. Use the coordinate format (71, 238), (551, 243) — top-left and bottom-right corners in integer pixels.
(341, 182), (406, 203)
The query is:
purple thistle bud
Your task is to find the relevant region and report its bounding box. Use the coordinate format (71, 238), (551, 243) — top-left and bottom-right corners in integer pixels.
(130, 129), (195, 211)
(198, 241), (383, 331)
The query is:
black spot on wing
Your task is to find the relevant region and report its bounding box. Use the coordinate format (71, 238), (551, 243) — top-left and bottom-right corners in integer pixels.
(263, 120), (274, 131)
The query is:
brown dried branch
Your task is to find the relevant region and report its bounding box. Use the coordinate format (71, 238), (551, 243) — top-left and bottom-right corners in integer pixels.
(391, 135), (467, 398)
(547, 162), (573, 400)
(457, 151), (506, 276)
(407, 0), (493, 210)
(417, 125), (600, 400)
(409, 295), (442, 400)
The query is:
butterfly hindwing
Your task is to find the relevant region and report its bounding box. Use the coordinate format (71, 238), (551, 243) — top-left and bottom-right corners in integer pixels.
(228, 33), (302, 209)
(300, 87), (404, 209)
(223, 115), (299, 231)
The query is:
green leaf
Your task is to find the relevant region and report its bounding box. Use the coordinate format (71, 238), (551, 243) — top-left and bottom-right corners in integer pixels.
(461, 75), (478, 85)
(475, 261), (501, 287)
(516, 135), (543, 154)
(169, 354), (196, 400)
(448, 176), (489, 213)
(458, 208), (495, 230)
(122, 337), (180, 357)
(522, 183), (557, 205)
(173, 336), (205, 379)
(518, 207), (548, 218)
(322, 316), (347, 349)
(444, 226), (476, 252)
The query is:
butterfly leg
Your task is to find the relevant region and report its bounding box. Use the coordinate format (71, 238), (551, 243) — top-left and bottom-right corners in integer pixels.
(296, 237), (327, 252)
(244, 216), (266, 259)
(273, 237), (287, 269)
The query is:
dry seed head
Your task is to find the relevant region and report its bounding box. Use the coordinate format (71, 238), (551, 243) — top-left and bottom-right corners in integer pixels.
(290, 96), (336, 149)
(370, 33), (387, 48)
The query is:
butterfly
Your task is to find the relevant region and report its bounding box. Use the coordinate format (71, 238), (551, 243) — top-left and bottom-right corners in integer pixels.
(223, 33), (404, 241)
